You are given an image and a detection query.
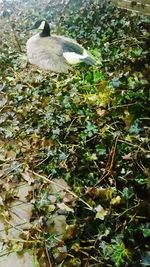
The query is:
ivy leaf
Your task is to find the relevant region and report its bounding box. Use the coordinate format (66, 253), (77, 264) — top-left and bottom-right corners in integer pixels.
(133, 47), (143, 57)
(110, 79), (121, 88)
(110, 196), (121, 205)
(141, 251), (150, 267)
(96, 144), (106, 155)
(129, 120), (140, 134)
(140, 223), (150, 238)
(93, 71), (104, 83)
(95, 204), (108, 220)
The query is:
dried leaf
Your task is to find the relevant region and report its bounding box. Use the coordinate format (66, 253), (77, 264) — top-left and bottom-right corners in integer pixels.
(21, 171), (34, 184)
(122, 153), (132, 160)
(0, 94), (7, 108)
(51, 178), (69, 193)
(57, 203), (74, 213)
(63, 192), (74, 204)
(64, 224), (76, 240)
(86, 187), (114, 201)
(47, 214), (67, 239)
(0, 196), (4, 206)
(6, 150), (16, 160)
(49, 195), (57, 204)
(53, 245), (67, 263)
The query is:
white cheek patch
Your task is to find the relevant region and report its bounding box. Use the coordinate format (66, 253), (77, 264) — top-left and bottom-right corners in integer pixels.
(38, 21), (45, 30)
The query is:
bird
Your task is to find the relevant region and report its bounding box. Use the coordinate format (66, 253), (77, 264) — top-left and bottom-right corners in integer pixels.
(26, 19), (96, 74)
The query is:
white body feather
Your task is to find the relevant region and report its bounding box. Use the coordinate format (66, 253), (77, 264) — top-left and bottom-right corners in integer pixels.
(63, 49), (89, 65)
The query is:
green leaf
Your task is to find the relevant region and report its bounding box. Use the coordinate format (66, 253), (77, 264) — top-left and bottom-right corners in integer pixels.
(133, 47), (143, 57)
(112, 242), (131, 267)
(93, 71), (104, 83)
(122, 187), (134, 199)
(96, 144), (106, 155)
(129, 121), (140, 134)
(140, 223), (150, 238)
(141, 251), (150, 267)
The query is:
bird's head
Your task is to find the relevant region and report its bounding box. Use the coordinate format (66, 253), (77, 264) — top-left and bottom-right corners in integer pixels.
(30, 20), (50, 37)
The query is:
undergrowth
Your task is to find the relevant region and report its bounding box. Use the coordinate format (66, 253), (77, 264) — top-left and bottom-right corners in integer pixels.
(0, 0), (150, 266)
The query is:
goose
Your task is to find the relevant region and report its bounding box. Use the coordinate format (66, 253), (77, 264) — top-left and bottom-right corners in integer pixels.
(26, 19), (96, 73)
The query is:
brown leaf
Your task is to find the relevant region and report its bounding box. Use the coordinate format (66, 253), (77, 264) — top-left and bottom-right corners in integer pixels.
(86, 187), (114, 201)
(122, 153), (132, 160)
(57, 203), (74, 213)
(5, 150), (16, 160)
(47, 214), (67, 239)
(62, 192), (74, 204)
(21, 171), (34, 184)
(53, 245), (67, 263)
(49, 195), (57, 204)
(64, 224), (76, 240)
(96, 108), (107, 117)
(0, 94), (7, 108)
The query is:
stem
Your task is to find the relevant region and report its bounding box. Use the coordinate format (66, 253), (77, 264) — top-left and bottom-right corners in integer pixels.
(30, 170), (93, 211)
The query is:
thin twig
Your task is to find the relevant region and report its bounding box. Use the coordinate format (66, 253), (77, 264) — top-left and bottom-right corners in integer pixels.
(118, 139), (150, 153)
(45, 245), (54, 267)
(0, 237), (42, 244)
(97, 135), (119, 184)
(113, 202), (140, 220)
(64, 117), (77, 139)
(3, 218), (29, 235)
(108, 102), (137, 110)
(1, 163), (23, 179)
(30, 170), (93, 211)
(35, 154), (51, 167)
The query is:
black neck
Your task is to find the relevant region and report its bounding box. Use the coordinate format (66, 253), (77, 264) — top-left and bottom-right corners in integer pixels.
(40, 21), (50, 37)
